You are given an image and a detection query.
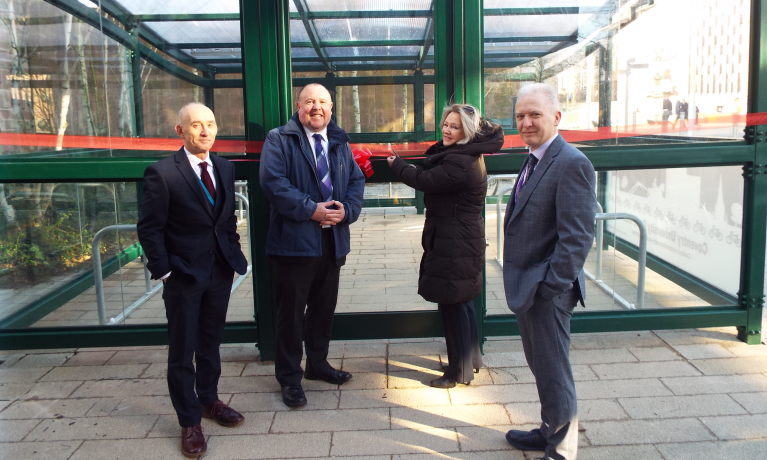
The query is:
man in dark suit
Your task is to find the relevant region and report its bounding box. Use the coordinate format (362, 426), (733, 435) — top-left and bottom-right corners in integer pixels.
(137, 102), (249, 458)
(259, 84), (365, 408)
(502, 84), (597, 460)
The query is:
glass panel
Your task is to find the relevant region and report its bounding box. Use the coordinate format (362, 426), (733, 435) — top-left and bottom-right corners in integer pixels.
(483, 0), (751, 144)
(488, 164), (743, 316)
(110, 0), (240, 14)
(0, 181), (136, 328)
(0, 0), (243, 158)
(0, 180), (254, 328)
(289, 1), (434, 135)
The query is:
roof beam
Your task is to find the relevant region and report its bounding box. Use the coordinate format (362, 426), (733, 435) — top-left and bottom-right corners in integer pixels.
(293, 0), (332, 71)
(296, 62), (427, 72)
(159, 42), (242, 50)
(132, 13), (239, 22)
(417, 1), (436, 70)
(292, 55), (416, 63)
(292, 39), (422, 48)
(484, 7), (606, 16)
(483, 52), (547, 59)
(484, 35), (574, 43)
(289, 10), (432, 19)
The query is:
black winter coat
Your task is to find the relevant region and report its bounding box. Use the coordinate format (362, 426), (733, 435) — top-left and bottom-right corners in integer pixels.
(390, 121), (504, 304)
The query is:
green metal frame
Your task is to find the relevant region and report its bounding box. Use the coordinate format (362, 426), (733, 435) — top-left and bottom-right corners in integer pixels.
(1, 0), (765, 353)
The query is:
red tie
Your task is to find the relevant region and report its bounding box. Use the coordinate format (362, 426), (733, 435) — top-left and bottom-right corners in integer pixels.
(199, 162), (216, 202)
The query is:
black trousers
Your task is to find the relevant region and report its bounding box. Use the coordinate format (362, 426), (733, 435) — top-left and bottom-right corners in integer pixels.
(439, 300), (483, 383)
(163, 258), (234, 428)
(272, 228), (341, 387)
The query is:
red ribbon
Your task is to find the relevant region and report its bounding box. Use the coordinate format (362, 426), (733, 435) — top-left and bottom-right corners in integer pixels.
(0, 112), (763, 158)
(352, 148), (374, 178)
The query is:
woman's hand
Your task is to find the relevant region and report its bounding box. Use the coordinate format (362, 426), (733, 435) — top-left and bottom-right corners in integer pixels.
(386, 154), (397, 166)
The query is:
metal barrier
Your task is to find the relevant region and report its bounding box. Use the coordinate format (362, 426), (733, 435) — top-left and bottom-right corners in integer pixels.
(491, 174), (519, 267)
(91, 193), (253, 326)
(493, 186), (647, 310)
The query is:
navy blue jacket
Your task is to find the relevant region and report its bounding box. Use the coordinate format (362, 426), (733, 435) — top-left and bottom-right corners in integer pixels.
(137, 148), (248, 282)
(259, 113), (366, 262)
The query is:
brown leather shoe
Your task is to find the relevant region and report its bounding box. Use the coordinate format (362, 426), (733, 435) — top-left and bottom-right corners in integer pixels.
(202, 400), (245, 427)
(181, 424), (207, 458)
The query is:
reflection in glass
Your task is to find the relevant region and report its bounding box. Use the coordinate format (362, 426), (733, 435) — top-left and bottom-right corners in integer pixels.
(483, 0), (751, 142)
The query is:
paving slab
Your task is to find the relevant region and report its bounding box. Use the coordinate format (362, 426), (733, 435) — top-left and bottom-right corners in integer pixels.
(0, 418), (42, 442)
(0, 440), (81, 459)
(730, 391), (767, 413)
(577, 444), (664, 460)
(271, 407), (389, 433)
(671, 343), (735, 360)
(0, 368), (53, 384)
(25, 415), (157, 441)
(692, 356), (767, 375)
(655, 439), (767, 460)
(698, 413), (767, 440)
(618, 394), (747, 418)
(68, 438), (192, 460)
(204, 432), (331, 459)
(660, 374), (767, 395)
(228, 390), (340, 412)
(39, 364), (147, 381)
(448, 383), (539, 406)
(627, 346), (682, 362)
(331, 427), (459, 456)
(394, 452), (523, 460)
(19, 381), (83, 400)
(590, 361), (700, 380)
(391, 404), (510, 428)
(340, 388), (452, 409)
(583, 418), (716, 445)
(576, 378), (673, 400)
(0, 398), (102, 419)
(148, 412), (274, 437)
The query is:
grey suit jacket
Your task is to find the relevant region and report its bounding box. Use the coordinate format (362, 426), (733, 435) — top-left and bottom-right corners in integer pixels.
(503, 134), (597, 314)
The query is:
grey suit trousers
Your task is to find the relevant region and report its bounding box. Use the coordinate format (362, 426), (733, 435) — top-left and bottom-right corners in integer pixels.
(516, 288), (579, 460)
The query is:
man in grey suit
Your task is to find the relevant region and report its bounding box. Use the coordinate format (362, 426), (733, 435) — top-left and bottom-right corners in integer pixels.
(502, 83), (597, 460)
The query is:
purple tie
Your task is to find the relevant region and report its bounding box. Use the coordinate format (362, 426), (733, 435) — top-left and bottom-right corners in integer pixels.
(313, 133), (333, 202)
(514, 153), (538, 204)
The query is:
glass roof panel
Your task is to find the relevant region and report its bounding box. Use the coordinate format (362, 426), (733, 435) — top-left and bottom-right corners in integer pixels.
(484, 43), (560, 54)
(111, 0), (239, 14)
(484, 0), (609, 7)
(325, 46), (421, 57)
(183, 49), (242, 59)
(484, 14), (593, 39)
(144, 21), (241, 44)
(290, 20), (312, 42)
(304, 0), (432, 11)
(291, 48), (321, 58)
(313, 18), (428, 41)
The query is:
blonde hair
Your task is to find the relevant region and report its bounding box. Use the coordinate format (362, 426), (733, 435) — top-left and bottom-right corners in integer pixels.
(439, 104), (482, 144)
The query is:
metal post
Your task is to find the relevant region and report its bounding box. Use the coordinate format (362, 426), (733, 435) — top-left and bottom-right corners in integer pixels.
(737, 0), (767, 343)
(414, 70), (425, 141)
(91, 224), (138, 325)
(129, 25), (144, 138)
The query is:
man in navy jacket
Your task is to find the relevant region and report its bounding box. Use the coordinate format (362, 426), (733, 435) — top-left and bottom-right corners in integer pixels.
(137, 103), (248, 458)
(259, 84), (365, 407)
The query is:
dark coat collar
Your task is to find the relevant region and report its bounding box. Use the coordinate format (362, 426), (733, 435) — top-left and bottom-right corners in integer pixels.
(424, 120), (504, 166)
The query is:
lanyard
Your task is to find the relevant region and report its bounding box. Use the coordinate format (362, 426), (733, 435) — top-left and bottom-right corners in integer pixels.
(197, 175), (215, 206)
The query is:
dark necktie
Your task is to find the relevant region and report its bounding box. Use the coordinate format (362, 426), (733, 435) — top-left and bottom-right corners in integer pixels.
(514, 153), (539, 204)
(313, 133), (333, 202)
(199, 161), (216, 202)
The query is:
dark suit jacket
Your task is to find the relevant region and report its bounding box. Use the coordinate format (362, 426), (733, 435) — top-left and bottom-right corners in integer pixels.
(502, 134), (597, 314)
(137, 147), (248, 283)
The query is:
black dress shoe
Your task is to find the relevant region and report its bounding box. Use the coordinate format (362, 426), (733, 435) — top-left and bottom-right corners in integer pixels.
(505, 428), (547, 451)
(304, 366), (353, 385)
(281, 385), (307, 408)
(430, 375), (457, 388)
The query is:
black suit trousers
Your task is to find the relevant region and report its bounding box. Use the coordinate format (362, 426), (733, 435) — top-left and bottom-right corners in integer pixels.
(439, 300), (483, 383)
(272, 228), (341, 387)
(163, 258), (234, 427)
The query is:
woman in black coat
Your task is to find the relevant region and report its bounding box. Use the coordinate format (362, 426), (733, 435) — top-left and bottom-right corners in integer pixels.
(387, 104), (504, 388)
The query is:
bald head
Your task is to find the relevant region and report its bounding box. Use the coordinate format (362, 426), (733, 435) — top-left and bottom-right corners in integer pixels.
(296, 84), (333, 132)
(175, 102), (217, 156)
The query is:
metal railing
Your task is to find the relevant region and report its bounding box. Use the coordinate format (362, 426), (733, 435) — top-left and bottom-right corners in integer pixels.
(91, 193), (252, 326)
(494, 185), (647, 310)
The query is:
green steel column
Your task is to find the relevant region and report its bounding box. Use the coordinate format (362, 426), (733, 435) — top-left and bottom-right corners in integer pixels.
(325, 72), (336, 123)
(452, 0), (464, 104)
(129, 26), (144, 137)
(434, 0), (455, 116)
(463, 0), (483, 112)
(203, 71), (215, 112)
(738, 0), (767, 344)
(240, 0), (292, 360)
(414, 70), (425, 141)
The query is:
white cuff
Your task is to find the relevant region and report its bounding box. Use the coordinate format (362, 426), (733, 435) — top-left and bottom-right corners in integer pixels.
(160, 272), (171, 280)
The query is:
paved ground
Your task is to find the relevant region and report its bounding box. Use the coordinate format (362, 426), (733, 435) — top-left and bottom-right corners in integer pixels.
(1, 328), (767, 459)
